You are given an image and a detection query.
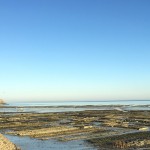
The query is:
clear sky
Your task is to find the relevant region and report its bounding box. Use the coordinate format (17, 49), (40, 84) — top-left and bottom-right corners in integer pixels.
(0, 0), (150, 102)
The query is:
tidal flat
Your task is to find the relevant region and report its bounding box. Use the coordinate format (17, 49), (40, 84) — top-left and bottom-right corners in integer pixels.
(0, 105), (150, 149)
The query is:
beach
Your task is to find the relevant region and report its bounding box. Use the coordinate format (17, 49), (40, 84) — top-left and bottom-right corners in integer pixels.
(0, 102), (150, 149)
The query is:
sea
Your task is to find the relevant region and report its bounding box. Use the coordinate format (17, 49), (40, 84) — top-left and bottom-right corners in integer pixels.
(8, 100), (150, 107)
(1, 100), (149, 113)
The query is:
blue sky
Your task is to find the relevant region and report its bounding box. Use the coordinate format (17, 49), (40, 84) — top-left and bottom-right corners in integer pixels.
(0, 0), (150, 101)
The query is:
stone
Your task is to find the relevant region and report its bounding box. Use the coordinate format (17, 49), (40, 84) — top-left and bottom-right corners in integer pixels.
(139, 127), (150, 131)
(0, 133), (20, 150)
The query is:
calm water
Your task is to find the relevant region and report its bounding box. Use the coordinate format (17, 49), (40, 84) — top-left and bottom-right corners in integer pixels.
(0, 100), (149, 113)
(5, 135), (96, 150)
(8, 100), (150, 106)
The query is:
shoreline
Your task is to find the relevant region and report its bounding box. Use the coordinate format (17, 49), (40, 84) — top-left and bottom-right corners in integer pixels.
(0, 133), (20, 150)
(0, 106), (150, 149)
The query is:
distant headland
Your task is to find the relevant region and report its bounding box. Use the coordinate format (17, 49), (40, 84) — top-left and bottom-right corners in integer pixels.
(0, 99), (5, 104)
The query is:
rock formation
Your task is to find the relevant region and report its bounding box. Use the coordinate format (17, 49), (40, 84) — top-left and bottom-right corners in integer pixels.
(0, 133), (20, 150)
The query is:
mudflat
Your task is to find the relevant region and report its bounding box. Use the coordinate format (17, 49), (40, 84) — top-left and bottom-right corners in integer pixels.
(0, 106), (150, 149)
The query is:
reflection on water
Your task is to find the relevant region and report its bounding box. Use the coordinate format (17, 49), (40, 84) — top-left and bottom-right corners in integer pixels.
(5, 134), (97, 150)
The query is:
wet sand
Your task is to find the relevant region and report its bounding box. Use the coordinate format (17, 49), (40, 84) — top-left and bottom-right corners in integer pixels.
(0, 105), (150, 149)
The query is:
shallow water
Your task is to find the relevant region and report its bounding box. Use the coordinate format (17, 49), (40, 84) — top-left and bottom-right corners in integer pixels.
(1, 105), (150, 113)
(5, 134), (97, 150)
(0, 107), (102, 113)
(8, 100), (150, 107)
(4, 100), (150, 113)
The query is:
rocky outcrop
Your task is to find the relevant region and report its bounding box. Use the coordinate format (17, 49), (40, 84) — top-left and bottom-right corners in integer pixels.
(0, 133), (20, 150)
(139, 127), (150, 131)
